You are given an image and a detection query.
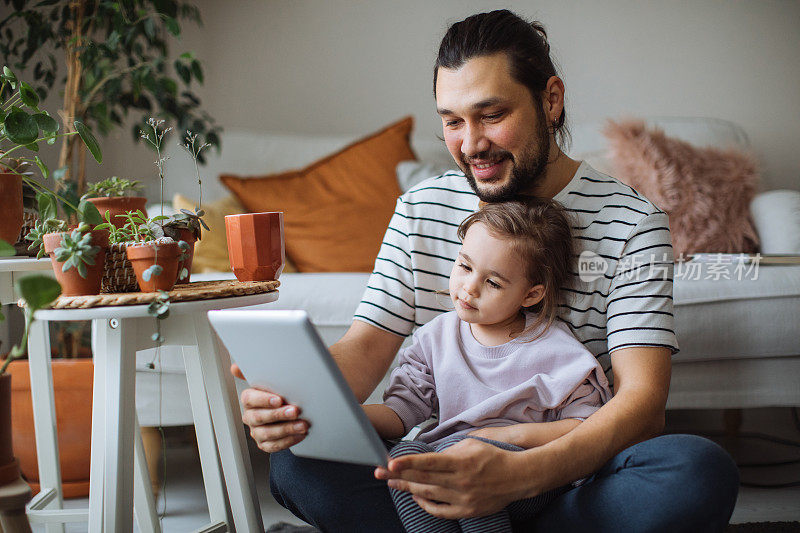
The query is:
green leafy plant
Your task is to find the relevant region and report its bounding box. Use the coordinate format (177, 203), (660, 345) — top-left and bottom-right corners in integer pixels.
(0, 0), (221, 193)
(0, 238), (62, 374)
(25, 190), (103, 259)
(84, 177), (143, 198)
(111, 210), (169, 244)
(1, 66), (102, 207)
(53, 224), (101, 279)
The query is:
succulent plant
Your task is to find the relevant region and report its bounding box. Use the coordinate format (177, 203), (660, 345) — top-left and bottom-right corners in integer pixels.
(53, 226), (101, 278)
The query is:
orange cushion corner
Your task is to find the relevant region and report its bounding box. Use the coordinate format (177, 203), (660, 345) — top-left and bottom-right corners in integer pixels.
(220, 116), (415, 272)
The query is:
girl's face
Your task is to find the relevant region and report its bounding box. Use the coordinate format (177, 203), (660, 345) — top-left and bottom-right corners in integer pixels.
(449, 222), (545, 327)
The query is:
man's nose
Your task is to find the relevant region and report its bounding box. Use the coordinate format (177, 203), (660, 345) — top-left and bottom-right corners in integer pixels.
(461, 123), (490, 159)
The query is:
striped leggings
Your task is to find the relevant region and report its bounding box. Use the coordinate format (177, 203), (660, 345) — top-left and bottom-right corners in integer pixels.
(388, 435), (569, 533)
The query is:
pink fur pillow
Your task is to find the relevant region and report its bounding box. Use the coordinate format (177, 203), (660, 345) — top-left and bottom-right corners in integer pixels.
(603, 119), (760, 258)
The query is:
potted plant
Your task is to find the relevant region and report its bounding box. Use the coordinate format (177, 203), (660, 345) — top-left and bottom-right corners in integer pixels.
(1, 1), (221, 194)
(83, 177), (148, 230)
(0, 239), (62, 487)
(42, 224), (110, 297)
(118, 210), (182, 293)
(1, 66), (103, 256)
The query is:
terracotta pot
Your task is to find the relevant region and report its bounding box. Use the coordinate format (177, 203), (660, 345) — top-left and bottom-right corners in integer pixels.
(7, 359), (93, 497)
(0, 172), (24, 245)
(87, 196), (147, 229)
(174, 227), (197, 284)
(43, 229), (110, 296)
(225, 212), (285, 282)
(0, 373), (20, 486)
(126, 241), (180, 292)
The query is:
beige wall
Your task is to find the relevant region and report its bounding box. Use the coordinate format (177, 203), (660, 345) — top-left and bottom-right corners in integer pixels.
(90, 0), (800, 194)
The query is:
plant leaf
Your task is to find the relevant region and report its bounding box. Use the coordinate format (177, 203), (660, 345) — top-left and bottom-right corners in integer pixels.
(15, 275), (61, 312)
(38, 192), (58, 220)
(0, 239), (15, 257)
(74, 121), (102, 163)
(19, 81), (40, 109)
(5, 110), (38, 145)
(25, 141), (39, 152)
(33, 113), (59, 133)
(34, 156), (49, 179)
(77, 199), (103, 225)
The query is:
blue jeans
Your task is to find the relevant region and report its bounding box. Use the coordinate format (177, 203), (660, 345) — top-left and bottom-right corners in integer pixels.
(269, 434), (740, 533)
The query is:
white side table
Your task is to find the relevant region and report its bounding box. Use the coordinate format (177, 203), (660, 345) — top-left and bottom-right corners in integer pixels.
(27, 291), (277, 533)
(0, 258), (52, 349)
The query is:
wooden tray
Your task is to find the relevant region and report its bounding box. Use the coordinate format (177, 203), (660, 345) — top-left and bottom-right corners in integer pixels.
(50, 280), (280, 309)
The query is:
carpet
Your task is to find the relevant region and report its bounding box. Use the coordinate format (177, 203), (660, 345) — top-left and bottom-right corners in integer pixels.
(726, 524), (800, 532)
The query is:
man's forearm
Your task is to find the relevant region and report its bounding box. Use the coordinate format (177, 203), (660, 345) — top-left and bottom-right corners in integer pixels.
(469, 419), (581, 449)
(512, 388), (664, 496)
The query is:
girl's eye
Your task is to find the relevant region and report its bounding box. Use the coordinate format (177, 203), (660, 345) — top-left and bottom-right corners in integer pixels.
(459, 263), (471, 272)
(487, 279), (501, 289)
(445, 119), (462, 127)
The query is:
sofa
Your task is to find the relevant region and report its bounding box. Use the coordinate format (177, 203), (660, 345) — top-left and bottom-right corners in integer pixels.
(134, 117), (800, 427)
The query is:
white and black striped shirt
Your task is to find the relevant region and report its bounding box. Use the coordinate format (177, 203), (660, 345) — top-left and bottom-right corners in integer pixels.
(355, 161), (679, 380)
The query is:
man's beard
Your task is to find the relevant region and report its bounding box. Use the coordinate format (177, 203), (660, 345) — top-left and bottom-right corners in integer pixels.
(461, 120), (551, 203)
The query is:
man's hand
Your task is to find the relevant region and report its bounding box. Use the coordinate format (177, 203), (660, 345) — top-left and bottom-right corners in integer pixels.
(232, 363), (309, 453)
(374, 438), (536, 519)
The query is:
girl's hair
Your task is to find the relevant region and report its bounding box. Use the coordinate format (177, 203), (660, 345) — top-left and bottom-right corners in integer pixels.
(457, 198), (573, 340)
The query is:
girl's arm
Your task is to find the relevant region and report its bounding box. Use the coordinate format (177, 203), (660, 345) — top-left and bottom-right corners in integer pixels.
(364, 404), (406, 440)
(468, 419), (581, 449)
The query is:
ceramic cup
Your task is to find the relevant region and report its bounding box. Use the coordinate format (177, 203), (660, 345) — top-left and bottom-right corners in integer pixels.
(225, 212), (285, 282)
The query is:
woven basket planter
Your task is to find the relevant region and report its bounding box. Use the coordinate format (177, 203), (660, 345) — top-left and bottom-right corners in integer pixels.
(100, 242), (139, 293)
(13, 209), (39, 256)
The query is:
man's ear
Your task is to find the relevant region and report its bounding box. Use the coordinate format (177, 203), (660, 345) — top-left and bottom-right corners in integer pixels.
(542, 75), (565, 125)
(522, 284), (546, 308)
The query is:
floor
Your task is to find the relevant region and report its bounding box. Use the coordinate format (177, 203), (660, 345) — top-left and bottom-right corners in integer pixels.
(31, 407), (800, 532)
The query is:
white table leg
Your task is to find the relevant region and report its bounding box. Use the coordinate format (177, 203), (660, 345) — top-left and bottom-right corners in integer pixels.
(88, 319), (105, 533)
(181, 345), (232, 528)
(26, 319), (65, 533)
(96, 317), (137, 533)
(133, 416), (160, 533)
(191, 313), (264, 533)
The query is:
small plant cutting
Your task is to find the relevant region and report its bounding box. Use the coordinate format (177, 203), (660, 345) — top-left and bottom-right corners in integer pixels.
(0, 237), (62, 485)
(83, 177), (148, 231)
(0, 66), (102, 248)
(161, 130), (211, 284)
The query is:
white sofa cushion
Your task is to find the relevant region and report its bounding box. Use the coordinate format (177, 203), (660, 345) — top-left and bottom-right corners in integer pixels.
(673, 264), (800, 362)
(750, 190), (800, 254)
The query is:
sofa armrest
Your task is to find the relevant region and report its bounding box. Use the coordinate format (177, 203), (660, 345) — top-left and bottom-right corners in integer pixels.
(750, 189), (800, 254)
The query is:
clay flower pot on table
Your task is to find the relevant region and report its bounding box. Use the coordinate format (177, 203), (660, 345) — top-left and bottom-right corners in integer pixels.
(86, 196), (147, 229)
(43, 229), (110, 296)
(0, 172), (24, 245)
(126, 239), (181, 292)
(225, 212), (285, 282)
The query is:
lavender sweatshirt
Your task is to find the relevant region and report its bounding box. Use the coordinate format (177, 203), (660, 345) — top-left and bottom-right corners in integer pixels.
(383, 311), (612, 446)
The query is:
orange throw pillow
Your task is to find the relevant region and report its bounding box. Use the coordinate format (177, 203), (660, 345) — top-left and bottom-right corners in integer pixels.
(220, 117), (414, 272)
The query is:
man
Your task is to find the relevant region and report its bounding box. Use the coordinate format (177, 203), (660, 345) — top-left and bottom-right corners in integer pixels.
(238, 10), (740, 532)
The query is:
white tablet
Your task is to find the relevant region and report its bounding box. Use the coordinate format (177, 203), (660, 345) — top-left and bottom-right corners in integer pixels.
(208, 309), (389, 466)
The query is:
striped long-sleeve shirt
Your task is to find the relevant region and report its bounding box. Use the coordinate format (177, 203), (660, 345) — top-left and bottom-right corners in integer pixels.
(354, 161), (679, 383)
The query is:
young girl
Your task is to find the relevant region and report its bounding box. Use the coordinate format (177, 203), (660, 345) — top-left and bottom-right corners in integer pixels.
(364, 198), (612, 533)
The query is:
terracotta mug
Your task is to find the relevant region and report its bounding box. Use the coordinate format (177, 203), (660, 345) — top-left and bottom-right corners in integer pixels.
(225, 212), (285, 282)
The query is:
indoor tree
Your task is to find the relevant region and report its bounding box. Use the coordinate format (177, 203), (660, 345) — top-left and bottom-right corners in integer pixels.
(0, 0), (221, 196)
